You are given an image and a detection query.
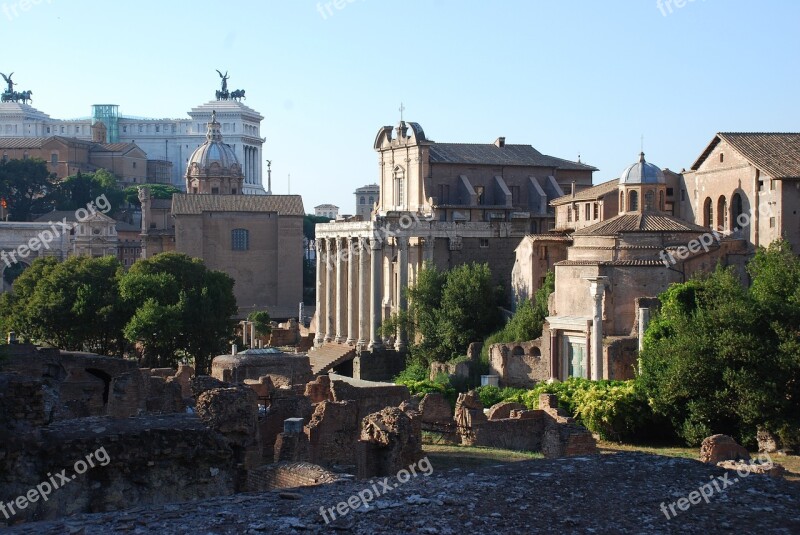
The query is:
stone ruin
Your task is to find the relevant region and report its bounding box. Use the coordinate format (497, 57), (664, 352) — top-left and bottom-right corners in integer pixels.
(415, 389), (597, 458)
(1, 342), (598, 527)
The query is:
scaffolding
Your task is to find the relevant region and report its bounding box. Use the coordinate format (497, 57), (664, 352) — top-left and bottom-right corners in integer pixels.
(91, 104), (120, 143)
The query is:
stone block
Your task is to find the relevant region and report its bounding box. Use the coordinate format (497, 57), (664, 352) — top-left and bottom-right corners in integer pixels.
(699, 434), (750, 465)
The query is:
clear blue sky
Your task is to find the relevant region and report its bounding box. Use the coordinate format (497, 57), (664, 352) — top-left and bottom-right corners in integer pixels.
(2, 0), (799, 213)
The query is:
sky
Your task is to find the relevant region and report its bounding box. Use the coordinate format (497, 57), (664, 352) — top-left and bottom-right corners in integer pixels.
(2, 0), (799, 213)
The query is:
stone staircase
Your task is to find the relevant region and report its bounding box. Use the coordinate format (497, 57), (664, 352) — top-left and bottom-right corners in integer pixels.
(307, 343), (357, 375)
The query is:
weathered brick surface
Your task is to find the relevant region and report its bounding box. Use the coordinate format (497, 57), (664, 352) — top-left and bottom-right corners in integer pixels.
(305, 400), (360, 467)
(245, 462), (342, 492)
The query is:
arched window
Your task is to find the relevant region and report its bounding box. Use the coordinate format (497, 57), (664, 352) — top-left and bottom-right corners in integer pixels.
(360, 196), (366, 205)
(567, 206), (572, 222)
(717, 196), (727, 231)
(703, 198), (713, 229)
(393, 166), (405, 208)
(731, 193), (744, 232)
(619, 191), (624, 212)
(629, 190), (639, 212)
(369, 196), (374, 204)
(659, 191), (664, 211)
(644, 190), (655, 211)
(232, 228), (249, 250)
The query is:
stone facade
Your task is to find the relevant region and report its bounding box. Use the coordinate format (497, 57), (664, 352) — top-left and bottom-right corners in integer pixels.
(0, 99), (267, 193)
(313, 121), (595, 360)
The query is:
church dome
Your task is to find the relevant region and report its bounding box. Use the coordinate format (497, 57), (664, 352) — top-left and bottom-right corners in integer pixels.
(619, 152), (665, 184)
(187, 110), (241, 176)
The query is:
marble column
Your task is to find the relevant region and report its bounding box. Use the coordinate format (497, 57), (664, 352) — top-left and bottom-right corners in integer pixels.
(423, 236), (435, 263)
(324, 237), (335, 343)
(357, 237), (369, 348)
(346, 238), (358, 345)
(395, 236), (409, 350)
(314, 239), (326, 345)
(588, 278), (607, 381)
(368, 237), (383, 350)
(335, 237), (347, 343)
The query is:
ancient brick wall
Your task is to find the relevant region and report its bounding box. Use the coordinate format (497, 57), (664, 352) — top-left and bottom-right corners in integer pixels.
(245, 462), (342, 492)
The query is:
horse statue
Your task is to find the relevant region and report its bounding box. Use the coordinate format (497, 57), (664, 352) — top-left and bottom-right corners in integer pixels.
(19, 90), (32, 104)
(215, 89), (230, 101)
(230, 89), (246, 101)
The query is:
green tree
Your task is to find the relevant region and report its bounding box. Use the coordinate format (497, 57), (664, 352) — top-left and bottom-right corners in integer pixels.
(0, 256), (129, 354)
(640, 241), (800, 447)
(303, 214), (331, 241)
(51, 169), (125, 213)
(0, 158), (55, 221)
(119, 252), (237, 373)
(123, 184), (181, 206)
(391, 261), (501, 366)
(248, 310), (272, 338)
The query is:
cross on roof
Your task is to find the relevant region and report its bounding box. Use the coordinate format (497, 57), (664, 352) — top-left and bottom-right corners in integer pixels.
(399, 102), (405, 122)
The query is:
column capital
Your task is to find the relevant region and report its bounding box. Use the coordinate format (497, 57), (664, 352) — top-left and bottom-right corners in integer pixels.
(369, 237), (383, 250)
(396, 236), (409, 250)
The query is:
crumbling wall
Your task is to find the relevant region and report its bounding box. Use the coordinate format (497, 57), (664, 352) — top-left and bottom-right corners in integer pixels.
(196, 386), (261, 470)
(454, 391), (597, 457)
(488, 339), (549, 388)
(305, 400), (360, 467)
(357, 407), (423, 478)
(211, 353), (313, 387)
(0, 414), (237, 525)
(329, 375), (410, 422)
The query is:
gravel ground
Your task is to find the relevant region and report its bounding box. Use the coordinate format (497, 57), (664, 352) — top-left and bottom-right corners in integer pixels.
(6, 452), (800, 534)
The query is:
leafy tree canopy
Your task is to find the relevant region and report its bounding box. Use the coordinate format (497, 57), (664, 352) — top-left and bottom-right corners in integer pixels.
(640, 240), (800, 447)
(0, 158), (55, 221)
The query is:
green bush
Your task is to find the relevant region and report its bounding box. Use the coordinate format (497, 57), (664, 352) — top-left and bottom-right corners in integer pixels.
(393, 362), (428, 383)
(475, 378), (667, 443)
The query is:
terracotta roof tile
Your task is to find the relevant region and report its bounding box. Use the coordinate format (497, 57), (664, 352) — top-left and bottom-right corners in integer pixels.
(171, 194), (304, 216)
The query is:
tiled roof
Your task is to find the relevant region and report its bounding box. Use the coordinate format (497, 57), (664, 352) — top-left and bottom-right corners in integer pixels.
(0, 137), (48, 149)
(556, 259), (669, 267)
(172, 194), (304, 216)
(524, 233), (573, 242)
(573, 213), (709, 236)
(115, 220), (140, 232)
(551, 178), (619, 205)
(151, 199), (173, 210)
(692, 133), (800, 178)
(428, 143), (597, 171)
(90, 142), (140, 153)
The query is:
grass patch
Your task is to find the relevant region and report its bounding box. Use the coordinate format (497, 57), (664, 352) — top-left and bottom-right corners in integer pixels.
(423, 443), (543, 471)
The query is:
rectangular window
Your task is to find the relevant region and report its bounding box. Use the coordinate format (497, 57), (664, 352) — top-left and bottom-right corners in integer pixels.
(770, 180), (776, 190)
(438, 184), (450, 204)
(585, 204), (591, 220)
(769, 217), (776, 228)
(593, 202), (599, 219)
(666, 187), (674, 196)
(232, 228), (249, 250)
(50, 153), (57, 165)
(475, 186), (485, 205)
(567, 207), (572, 222)
(510, 185), (520, 205)
(574, 204), (580, 221)
(479, 238), (489, 248)
(680, 189), (686, 201)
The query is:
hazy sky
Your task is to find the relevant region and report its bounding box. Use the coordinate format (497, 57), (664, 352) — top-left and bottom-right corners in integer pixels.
(2, 0), (799, 213)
